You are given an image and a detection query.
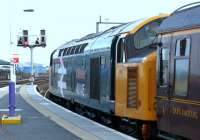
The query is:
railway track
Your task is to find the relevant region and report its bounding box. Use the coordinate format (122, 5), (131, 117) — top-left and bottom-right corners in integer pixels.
(0, 76), (49, 88)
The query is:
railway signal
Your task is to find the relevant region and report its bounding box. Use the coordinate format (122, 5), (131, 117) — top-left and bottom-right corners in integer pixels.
(17, 29), (46, 48)
(16, 29), (47, 85)
(35, 38), (40, 46)
(22, 30), (29, 47)
(40, 29), (46, 47)
(17, 37), (23, 46)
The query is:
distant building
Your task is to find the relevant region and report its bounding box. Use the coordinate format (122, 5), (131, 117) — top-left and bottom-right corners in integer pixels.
(16, 63), (48, 75)
(0, 59), (10, 66)
(0, 59), (10, 80)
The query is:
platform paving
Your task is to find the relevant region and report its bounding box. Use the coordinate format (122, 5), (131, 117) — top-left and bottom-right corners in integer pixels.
(21, 85), (136, 140)
(0, 85), (136, 140)
(0, 86), (81, 140)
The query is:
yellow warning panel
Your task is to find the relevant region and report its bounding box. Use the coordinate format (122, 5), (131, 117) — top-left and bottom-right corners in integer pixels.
(0, 115), (22, 125)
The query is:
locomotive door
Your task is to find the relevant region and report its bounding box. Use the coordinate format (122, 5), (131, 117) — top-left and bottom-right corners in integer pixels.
(90, 57), (100, 100)
(168, 35), (191, 136)
(115, 36), (127, 110)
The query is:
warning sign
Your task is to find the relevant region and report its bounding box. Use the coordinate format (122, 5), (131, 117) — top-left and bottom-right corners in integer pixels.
(12, 54), (19, 64)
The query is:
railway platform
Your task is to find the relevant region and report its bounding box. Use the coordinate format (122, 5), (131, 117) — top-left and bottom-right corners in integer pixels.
(0, 85), (136, 140)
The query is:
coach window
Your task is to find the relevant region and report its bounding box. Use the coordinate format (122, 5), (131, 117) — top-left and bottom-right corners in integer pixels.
(174, 38), (190, 97)
(159, 47), (169, 86)
(117, 38), (126, 63)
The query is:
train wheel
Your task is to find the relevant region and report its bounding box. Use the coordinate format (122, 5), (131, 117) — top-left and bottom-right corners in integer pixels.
(136, 121), (152, 140)
(141, 123), (151, 140)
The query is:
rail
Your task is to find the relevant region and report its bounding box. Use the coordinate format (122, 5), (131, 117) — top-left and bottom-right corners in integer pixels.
(0, 76), (49, 88)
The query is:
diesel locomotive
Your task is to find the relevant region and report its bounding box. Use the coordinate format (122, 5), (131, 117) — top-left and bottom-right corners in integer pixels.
(49, 3), (200, 139)
(49, 14), (167, 139)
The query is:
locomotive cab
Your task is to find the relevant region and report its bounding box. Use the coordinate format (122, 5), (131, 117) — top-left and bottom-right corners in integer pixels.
(115, 15), (167, 127)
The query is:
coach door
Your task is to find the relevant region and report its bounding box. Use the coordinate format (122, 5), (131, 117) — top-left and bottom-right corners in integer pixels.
(90, 57), (100, 100)
(157, 34), (171, 132)
(169, 35), (191, 137)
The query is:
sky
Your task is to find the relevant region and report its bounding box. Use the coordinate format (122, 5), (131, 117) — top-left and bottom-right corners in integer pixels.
(0, 0), (198, 66)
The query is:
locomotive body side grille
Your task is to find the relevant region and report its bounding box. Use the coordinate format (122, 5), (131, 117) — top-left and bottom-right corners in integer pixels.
(127, 67), (138, 108)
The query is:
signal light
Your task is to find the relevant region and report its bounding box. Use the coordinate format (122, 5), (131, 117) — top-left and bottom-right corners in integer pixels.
(17, 37), (23, 46)
(40, 30), (46, 47)
(22, 30), (29, 46)
(17, 29), (47, 48)
(35, 38), (40, 46)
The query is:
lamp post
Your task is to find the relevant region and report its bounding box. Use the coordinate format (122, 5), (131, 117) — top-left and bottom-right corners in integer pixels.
(23, 9), (35, 85)
(24, 9), (34, 12)
(9, 12), (15, 82)
(8, 7), (17, 117)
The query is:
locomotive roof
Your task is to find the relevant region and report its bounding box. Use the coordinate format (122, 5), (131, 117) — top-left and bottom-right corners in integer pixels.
(55, 14), (167, 55)
(159, 4), (200, 33)
(58, 18), (152, 50)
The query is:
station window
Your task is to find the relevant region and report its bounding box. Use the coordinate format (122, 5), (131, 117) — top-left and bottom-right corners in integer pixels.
(174, 38), (190, 97)
(159, 47), (169, 86)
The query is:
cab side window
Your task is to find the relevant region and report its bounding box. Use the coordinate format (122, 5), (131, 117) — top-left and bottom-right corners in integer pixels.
(159, 47), (169, 86)
(174, 38), (191, 97)
(117, 38), (126, 63)
(134, 19), (163, 49)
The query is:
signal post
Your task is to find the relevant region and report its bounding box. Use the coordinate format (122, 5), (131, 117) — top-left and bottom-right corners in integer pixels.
(0, 29), (46, 125)
(17, 29), (46, 85)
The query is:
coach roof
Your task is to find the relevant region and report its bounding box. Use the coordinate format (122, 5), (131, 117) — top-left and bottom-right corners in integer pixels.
(159, 3), (200, 34)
